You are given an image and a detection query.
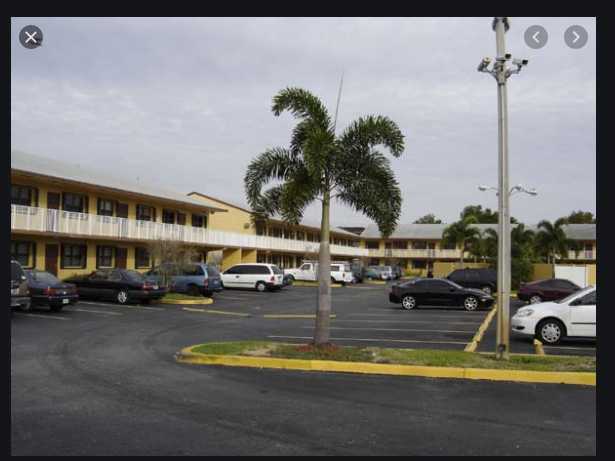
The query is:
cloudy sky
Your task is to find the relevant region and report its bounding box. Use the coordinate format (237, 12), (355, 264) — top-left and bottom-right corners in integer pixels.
(11, 17), (595, 227)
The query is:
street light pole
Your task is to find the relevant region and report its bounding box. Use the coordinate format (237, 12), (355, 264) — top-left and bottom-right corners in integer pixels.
(478, 17), (529, 360)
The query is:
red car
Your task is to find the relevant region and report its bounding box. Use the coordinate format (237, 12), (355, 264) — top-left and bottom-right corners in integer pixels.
(517, 278), (581, 304)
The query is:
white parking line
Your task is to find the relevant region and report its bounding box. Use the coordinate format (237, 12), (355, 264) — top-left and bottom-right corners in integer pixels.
(267, 335), (468, 345)
(544, 345), (597, 352)
(333, 319), (481, 325)
(299, 326), (475, 334)
(78, 301), (163, 311)
(72, 308), (124, 316)
(14, 313), (69, 321)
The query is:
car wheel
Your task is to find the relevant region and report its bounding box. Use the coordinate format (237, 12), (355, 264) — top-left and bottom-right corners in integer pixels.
(116, 290), (129, 305)
(187, 284), (201, 297)
(19, 300), (32, 312)
(255, 281), (266, 292)
(481, 286), (492, 295)
(50, 304), (63, 312)
(529, 295), (542, 304)
(288, 275), (295, 282)
(463, 296), (479, 311)
(401, 295), (417, 310)
(537, 319), (565, 345)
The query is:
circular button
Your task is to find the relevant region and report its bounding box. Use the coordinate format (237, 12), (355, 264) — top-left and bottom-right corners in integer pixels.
(564, 25), (588, 49)
(19, 25), (43, 49)
(524, 25), (548, 49)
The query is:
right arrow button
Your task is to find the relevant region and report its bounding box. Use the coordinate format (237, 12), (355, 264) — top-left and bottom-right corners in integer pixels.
(565, 25), (589, 49)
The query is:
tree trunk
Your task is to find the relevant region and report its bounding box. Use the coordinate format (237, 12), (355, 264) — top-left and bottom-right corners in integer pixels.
(459, 242), (464, 269)
(313, 190), (332, 345)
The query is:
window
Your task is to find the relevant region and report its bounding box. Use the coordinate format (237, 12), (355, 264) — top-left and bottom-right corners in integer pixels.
(11, 241), (33, 267)
(412, 241), (427, 250)
(96, 246), (115, 268)
(224, 265), (240, 275)
(97, 199), (115, 216)
(162, 209), (176, 224)
(392, 241), (407, 250)
(135, 247), (151, 268)
(366, 241), (379, 250)
(61, 244), (87, 268)
(177, 213), (186, 226)
(192, 214), (207, 228)
(11, 185), (33, 206)
(180, 264), (204, 276)
(136, 205), (155, 221)
(412, 260), (427, 269)
(255, 223), (266, 235)
(580, 291), (596, 305)
(441, 241), (457, 250)
(63, 193), (86, 213)
(296, 231), (305, 241)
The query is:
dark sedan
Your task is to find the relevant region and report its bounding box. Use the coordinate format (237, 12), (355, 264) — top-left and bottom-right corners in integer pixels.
(24, 270), (79, 311)
(389, 277), (495, 311)
(517, 278), (581, 304)
(65, 269), (167, 305)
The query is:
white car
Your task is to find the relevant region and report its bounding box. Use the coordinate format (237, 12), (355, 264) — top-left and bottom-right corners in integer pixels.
(511, 286), (596, 345)
(221, 263), (284, 292)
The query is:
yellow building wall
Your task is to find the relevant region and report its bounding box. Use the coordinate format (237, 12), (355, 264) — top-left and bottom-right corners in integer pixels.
(587, 264), (596, 285)
(188, 194), (254, 234)
(241, 248), (257, 263)
(221, 248), (243, 271)
(531, 263), (554, 281)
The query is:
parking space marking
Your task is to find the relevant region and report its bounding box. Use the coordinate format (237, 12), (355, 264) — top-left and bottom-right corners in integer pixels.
(77, 301), (163, 311)
(544, 345), (597, 352)
(333, 319), (482, 326)
(301, 326), (475, 334)
(182, 308), (251, 317)
(14, 313), (70, 321)
(71, 308), (124, 316)
(264, 314), (337, 319)
(267, 335), (468, 345)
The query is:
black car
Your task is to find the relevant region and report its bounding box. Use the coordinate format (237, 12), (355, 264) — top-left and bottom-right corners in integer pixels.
(11, 260), (31, 311)
(447, 268), (497, 295)
(24, 269), (79, 311)
(65, 269), (167, 305)
(389, 277), (495, 311)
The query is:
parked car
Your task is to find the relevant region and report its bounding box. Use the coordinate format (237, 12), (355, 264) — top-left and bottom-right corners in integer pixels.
(389, 277), (495, 311)
(145, 262), (223, 297)
(391, 266), (403, 280)
(24, 270), (78, 311)
(10, 260), (31, 311)
(447, 268), (497, 295)
(65, 269), (167, 304)
(517, 278), (581, 304)
(512, 285), (596, 345)
(284, 261), (354, 285)
(221, 263), (284, 292)
(350, 263), (365, 283)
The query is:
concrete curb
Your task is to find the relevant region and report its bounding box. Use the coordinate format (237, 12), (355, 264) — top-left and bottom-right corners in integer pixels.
(157, 297), (214, 306)
(182, 307), (250, 317)
(176, 347), (596, 386)
(464, 307), (497, 352)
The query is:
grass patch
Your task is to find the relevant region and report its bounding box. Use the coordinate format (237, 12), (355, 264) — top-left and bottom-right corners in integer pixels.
(188, 341), (595, 372)
(162, 292), (206, 301)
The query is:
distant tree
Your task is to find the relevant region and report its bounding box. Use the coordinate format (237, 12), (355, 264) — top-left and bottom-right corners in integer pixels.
(413, 213), (442, 224)
(441, 216), (481, 267)
(460, 204), (518, 224)
(148, 240), (201, 288)
(564, 210), (596, 224)
(535, 219), (577, 272)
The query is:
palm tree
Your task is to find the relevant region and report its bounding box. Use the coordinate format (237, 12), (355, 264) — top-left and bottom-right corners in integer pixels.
(244, 87), (405, 345)
(441, 217), (481, 267)
(536, 218), (574, 272)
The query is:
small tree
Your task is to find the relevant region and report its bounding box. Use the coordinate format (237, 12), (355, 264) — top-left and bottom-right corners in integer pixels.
(413, 213), (442, 224)
(441, 217), (481, 268)
(536, 219), (575, 273)
(148, 239), (201, 288)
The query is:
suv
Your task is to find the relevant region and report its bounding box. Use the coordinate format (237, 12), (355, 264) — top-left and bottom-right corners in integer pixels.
(447, 268), (497, 295)
(11, 260), (31, 311)
(146, 262), (223, 297)
(221, 263), (284, 292)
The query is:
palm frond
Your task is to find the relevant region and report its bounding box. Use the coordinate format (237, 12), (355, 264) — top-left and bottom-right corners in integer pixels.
(272, 87), (331, 131)
(338, 115), (405, 158)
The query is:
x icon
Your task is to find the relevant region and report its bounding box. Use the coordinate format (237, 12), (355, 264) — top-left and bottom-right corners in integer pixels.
(25, 31), (38, 44)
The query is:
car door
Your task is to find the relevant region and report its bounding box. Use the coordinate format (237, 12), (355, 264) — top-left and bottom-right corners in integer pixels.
(298, 263), (313, 281)
(569, 290), (596, 337)
(222, 265), (240, 288)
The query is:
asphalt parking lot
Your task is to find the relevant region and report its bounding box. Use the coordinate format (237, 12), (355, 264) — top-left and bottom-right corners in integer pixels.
(11, 283), (596, 455)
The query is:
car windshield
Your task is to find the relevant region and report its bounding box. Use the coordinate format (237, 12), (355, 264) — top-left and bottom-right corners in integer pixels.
(556, 286), (594, 304)
(28, 271), (60, 284)
(206, 266), (220, 277)
(271, 265), (283, 275)
(124, 270), (145, 282)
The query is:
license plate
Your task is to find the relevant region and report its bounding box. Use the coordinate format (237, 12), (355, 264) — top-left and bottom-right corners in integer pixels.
(11, 288), (19, 295)
(62, 298), (70, 304)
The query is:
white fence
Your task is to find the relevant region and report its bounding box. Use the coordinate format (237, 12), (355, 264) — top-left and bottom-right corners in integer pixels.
(11, 205), (368, 257)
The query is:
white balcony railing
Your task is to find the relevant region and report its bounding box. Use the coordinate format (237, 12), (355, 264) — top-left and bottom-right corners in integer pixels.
(567, 250), (595, 260)
(367, 248), (461, 259)
(11, 205), (368, 258)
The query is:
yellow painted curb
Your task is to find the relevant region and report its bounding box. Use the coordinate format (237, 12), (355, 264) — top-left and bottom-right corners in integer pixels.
(176, 348), (595, 386)
(291, 282), (343, 288)
(263, 314), (337, 319)
(363, 280), (387, 285)
(158, 297), (214, 305)
(464, 307), (497, 352)
(182, 308), (250, 317)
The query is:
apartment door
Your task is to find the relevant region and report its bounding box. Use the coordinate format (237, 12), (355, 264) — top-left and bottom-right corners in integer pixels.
(47, 192), (60, 209)
(115, 247), (127, 269)
(116, 203), (129, 218)
(45, 244), (59, 276)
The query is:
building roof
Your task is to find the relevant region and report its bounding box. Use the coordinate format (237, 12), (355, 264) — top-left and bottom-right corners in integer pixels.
(360, 222), (596, 241)
(11, 150), (227, 212)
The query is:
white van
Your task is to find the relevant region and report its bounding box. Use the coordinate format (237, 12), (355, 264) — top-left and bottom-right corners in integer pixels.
(221, 263), (284, 292)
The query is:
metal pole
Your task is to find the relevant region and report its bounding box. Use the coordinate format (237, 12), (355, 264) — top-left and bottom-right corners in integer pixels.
(494, 18), (511, 360)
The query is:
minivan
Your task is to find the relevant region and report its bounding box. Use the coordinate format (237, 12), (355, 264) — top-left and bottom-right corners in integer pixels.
(146, 262), (223, 297)
(221, 263), (284, 292)
(447, 268), (497, 295)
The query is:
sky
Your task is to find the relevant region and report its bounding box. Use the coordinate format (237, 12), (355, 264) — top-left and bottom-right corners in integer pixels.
(11, 17), (596, 228)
